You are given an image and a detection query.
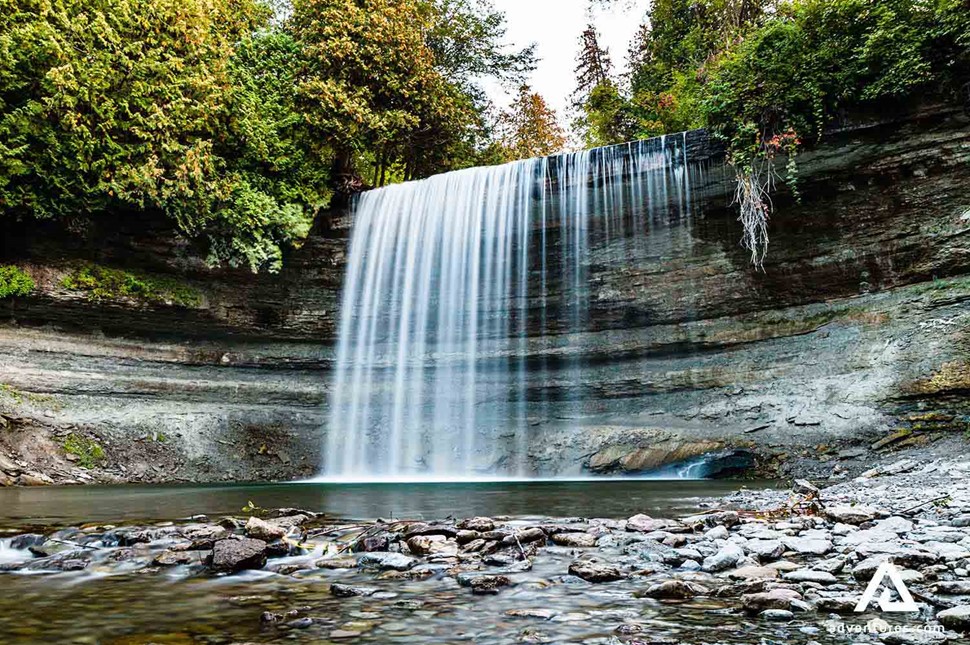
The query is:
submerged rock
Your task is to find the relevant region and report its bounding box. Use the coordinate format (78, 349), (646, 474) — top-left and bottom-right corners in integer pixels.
(330, 583), (378, 598)
(456, 573), (512, 594)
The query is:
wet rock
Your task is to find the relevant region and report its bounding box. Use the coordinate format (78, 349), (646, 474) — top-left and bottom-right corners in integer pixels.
(937, 606), (970, 631)
(506, 608), (555, 620)
(627, 540), (684, 565)
(456, 573), (512, 594)
(782, 536), (833, 556)
(813, 557), (847, 575)
(9, 533), (45, 550)
(794, 480), (820, 496)
(209, 537), (268, 572)
(924, 541), (970, 562)
(181, 525), (229, 549)
(457, 517), (495, 532)
(814, 595), (860, 613)
(935, 581), (970, 595)
(638, 579), (710, 599)
(705, 525), (729, 540)
(627, 514), (683, 533)
(358, 552), (417, 571)
(760, 609), (795, 621)
(502, 528), (546, 546)
(825, 505), (879, 524)
(784, 569), (838, 584)
(741, 588), (803, 613)
(288, 617), (314, 629)
(406, 534), (444, 555)
(404, 523), (458, 539)
(728, 565), (779, 581)
(880, 630), (949, 644)
(550, 532), (597, 548)
(315, 556), (359, 569)
(153, 550), (208, 566)
(245, 516), (287, 541)
(330, 583), (377, 598)
(951, 515), (970, 528)
(357, 535), (391, 552)
(456, 530), (480, 545)
(682, 511), (739, 529)
(767, 560), (802, 572)
(568, 558), (624, 582)
(746, 539), (786, 561)
(702, 543), (744, 572)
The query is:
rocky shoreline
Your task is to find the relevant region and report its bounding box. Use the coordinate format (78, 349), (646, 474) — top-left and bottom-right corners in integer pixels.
(2, 459), (970, 642)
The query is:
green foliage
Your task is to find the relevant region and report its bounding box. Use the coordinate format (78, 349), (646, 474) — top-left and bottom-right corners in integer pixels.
(61, 264), (202, 307)
(62, 433), (105, 469)
(1, 0), (531, 268)
(700, 0), (970, 162)
(0, 265), (34, 299)
(495, 85), (567, 160)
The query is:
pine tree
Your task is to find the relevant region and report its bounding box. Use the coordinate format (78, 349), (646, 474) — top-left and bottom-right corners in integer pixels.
(572, 24), (613, 107)
(497, 85), (567, 160)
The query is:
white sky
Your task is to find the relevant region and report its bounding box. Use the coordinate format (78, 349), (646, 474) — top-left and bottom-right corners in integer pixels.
(485, 0), (651, 120)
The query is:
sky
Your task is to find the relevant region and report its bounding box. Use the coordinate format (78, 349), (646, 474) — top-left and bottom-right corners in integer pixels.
(484, 0), (651, 119)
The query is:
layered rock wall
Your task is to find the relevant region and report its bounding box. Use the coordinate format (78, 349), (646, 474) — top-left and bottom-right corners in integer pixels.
(1, 107), (968, 483)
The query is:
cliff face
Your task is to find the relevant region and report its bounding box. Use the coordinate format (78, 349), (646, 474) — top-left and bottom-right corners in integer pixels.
(1, 107), (968, 484)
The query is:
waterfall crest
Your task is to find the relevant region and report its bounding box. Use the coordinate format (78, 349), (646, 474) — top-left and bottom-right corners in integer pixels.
(324, 134), (703, 479)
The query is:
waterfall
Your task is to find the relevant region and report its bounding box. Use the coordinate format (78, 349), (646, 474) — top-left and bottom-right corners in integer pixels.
(324, 134), (701, 480)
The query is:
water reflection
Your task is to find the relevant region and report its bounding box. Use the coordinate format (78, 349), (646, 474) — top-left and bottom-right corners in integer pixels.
(0, 479), (773, 528)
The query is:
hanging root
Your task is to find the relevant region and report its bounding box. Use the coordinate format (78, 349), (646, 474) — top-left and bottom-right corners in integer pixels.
(733, 158), (775, 270)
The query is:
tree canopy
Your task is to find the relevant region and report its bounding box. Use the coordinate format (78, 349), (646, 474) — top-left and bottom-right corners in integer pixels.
(0, 0), (538, 271)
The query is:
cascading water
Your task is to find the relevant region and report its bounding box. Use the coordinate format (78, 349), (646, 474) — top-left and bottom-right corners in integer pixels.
(324, 133), (705, 480)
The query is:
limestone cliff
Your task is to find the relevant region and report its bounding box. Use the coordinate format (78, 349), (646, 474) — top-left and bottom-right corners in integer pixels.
(0, 106), (968, 484)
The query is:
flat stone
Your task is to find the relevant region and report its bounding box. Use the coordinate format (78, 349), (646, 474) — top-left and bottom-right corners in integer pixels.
(784, 569), (838, 584)
(358, 552), (418, 571)
(728, 566), (779, 581)
(934, 581), (970, 595)
(760, 609), (794, 621)
(315, 556), (359, 569)
(782, 536), (833, 555)
(505, 608), (555, 620)
(403, 523), (458, 539)
(330, 583), (377, 598)
(568, 558), (624, 582)
(550, 532), (597, 548)
(766, 560), (802, 572)
(638, 579), (710, 599)
(880, 629), (948, 644)
(741, 588), (803, 613)
(153, 550), (208, 566)
(825, 505), (879, 525)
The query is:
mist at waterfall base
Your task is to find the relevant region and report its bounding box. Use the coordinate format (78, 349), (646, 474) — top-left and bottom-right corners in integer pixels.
(321, 134), (712, 482)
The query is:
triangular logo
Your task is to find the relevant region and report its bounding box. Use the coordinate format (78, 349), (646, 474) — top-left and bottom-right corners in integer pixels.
(854, 561), (920, 613)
